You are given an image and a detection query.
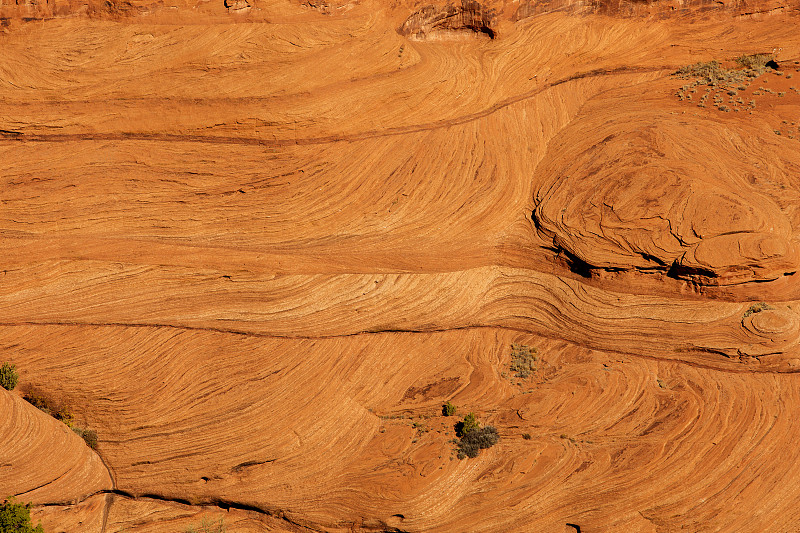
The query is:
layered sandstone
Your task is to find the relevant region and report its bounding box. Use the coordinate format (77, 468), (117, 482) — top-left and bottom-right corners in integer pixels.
(2, 0), (800, 531)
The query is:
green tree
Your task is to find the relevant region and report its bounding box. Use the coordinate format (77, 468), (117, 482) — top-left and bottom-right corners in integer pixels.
(0, 498), (44, 533)
(0, 362), (18, 391)
(455, 412), (480, 437)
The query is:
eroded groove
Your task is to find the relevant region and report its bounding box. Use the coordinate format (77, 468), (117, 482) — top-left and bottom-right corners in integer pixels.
(0, 321), (797, 374)
(36, 489), (395, 532)
(0, 65), (670, 147)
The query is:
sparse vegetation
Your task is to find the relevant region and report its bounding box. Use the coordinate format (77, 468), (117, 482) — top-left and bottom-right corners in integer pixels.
(0, 498), (44, 533)
(72, 427), (98, 449)
(674, 60), (737, 86)
(522, 433), (532, 440)
(673, 55), (771, 88)
(185, 517), (225, 533)
(509, 343), (538, 379)
(455, 412), (480, 437)
(734, 53), (772, 70)
(22, 386), (97, 449)
(672, 54), (788, 114)
(442, 401), (457, 417)
(743, 302), (773, 318)
(0, 362), (18, 391)
(452, 412), (499, 459)
(456, 426), (499, 459)
(23, 387), (73, 426)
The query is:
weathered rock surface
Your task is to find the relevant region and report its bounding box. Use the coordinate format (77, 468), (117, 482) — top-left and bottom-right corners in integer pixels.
(532, 89), (800, 285)
(399, 0), (496, 39)
(2, 0), (800, 531)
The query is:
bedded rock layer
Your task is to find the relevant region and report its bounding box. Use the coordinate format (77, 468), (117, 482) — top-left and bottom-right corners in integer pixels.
(2, 0), (800, 531)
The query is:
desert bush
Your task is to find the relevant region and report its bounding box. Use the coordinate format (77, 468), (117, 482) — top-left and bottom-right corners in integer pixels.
(22, 387), (73, 427)
(0, 498), (44, 533)
(743, 302), (772, 318)
(674, 60), (725, 82)
(442, 401), (457, 417)
(454, 412), (479, 437)
(185, 517), (225, 533)
(673, 60), (748, 87)
(510, 343), (538, 378)
(0, 363), (18, 391)
(522, 433), (532, 440)
(674, 56), (773, 96)
(456, 426), (500, 459)
(72, 427), (98, 450)
(735, 53), (772, 70)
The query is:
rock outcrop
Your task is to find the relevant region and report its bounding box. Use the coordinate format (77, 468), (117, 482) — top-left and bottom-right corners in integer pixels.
(399, 0), (496, 39)
(532, 110), (800, 286)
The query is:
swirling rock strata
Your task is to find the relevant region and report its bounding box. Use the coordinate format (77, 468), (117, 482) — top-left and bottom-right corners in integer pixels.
(532, 87), (800, 286)
(2, 1), (800, 531)
(6, 325), (800, 532)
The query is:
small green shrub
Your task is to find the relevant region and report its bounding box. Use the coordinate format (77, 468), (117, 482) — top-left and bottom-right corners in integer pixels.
(0, 363), (18, 391)
(442, 401), (457, 417)
(185, 517), (225, 533)
(456, 426), (499, 459)
(72, 427), (98, 450)
(0, 498), (44, 533)
(454, 412), (480, 437)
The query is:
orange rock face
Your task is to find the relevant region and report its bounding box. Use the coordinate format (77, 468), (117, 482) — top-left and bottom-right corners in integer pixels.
(2, 0), (800, 530)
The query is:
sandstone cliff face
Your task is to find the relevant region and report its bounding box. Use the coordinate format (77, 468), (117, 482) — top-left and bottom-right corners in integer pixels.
(398, 0), (497, 39)
(513, 0), (799, 19)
